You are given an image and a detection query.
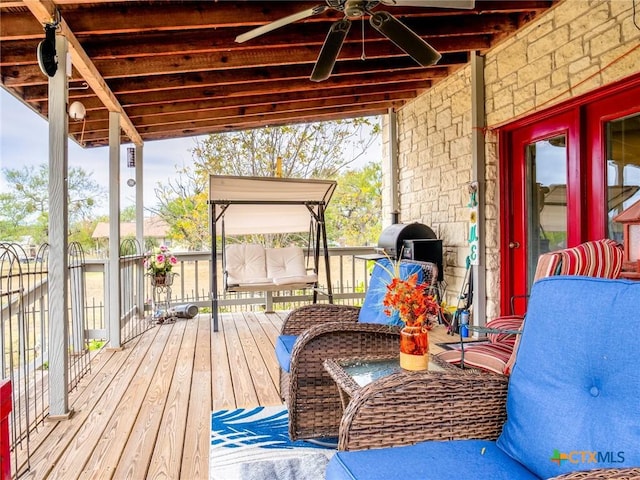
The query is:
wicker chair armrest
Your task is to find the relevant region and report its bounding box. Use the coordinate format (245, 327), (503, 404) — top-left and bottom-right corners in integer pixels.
(547, 468), (640, 479)
(338, 369), (508, 451)
(290, 322), (401, 369)
(281, 304), (361, 335)
(288, 322), (401, 388)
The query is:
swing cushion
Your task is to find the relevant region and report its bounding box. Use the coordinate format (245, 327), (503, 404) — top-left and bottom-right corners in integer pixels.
(225, 244), (317, 288)
(267, 247), (318, 285)
(225, 244), (271, 285)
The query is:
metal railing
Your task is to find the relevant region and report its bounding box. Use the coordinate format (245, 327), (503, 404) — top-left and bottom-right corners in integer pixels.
(1, 242), (94, 477)
(170, 247), (376, 313)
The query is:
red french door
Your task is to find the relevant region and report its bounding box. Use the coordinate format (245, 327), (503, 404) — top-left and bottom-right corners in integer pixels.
(499, 74), (640, 317)
(501, 110), (580, 315)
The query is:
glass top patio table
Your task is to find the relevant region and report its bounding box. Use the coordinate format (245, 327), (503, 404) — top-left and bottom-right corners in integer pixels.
(323, 354), (458, 409)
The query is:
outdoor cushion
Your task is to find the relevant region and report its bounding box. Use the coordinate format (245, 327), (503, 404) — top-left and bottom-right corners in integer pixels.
(485, 315), (522, 345)
(436, 342), (513, 375)
(504, 241), (623, 375)
(326, 440), (539, 480)
(225, 243), (268, 285)
(357, 258), (425, 326)
(497, 276), (640, 479)
(558, 238), (623, 278)
(272, 274), (317, 286)
(266, 246), (307, 278)
(275, 335), (298, 373)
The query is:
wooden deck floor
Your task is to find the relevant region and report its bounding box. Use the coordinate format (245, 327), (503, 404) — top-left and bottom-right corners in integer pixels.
(14, 312), (457, 480)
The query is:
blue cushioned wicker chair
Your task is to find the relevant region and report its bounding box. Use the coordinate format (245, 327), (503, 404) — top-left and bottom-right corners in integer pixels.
(275, 258), (438, 442)
(325, 275), (640, 480)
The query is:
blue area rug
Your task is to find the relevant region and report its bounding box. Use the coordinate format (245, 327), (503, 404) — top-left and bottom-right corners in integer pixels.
(210, 405), (336, 480)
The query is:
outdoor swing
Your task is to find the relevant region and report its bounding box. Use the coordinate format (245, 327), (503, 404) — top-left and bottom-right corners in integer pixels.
(208, 175), (337, 332)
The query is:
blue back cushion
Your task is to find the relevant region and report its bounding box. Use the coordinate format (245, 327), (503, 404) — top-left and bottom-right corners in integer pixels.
(358, 259), (424, 326)
(275, 335), (297, 373)
(496, 276), (640, 479)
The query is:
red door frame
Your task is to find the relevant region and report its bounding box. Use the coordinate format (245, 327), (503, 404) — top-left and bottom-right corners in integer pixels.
(498, 73), (640, 316)
(585, 86), (640, 239)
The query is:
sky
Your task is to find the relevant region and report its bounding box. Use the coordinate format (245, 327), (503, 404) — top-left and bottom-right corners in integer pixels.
(0, 88), (380, 217)
(0, 88), (206, 215)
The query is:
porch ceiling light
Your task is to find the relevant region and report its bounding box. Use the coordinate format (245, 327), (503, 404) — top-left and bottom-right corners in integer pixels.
(68, 101), (86, 121)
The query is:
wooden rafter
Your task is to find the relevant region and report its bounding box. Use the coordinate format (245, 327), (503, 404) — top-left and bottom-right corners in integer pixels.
(22, 0), (142, 145)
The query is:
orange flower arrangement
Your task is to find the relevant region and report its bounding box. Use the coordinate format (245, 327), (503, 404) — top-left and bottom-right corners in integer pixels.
(382, 271), (440, 329)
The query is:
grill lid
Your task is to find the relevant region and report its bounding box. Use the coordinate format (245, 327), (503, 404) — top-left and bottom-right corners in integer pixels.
(377, 222), (436, 259)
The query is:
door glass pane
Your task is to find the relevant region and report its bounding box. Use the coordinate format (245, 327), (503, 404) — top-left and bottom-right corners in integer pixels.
(526, 134), (567, 287)
(606, 113), (640, 242)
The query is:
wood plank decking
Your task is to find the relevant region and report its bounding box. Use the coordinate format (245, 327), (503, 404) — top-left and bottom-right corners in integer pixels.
(14, 312), (457, 480)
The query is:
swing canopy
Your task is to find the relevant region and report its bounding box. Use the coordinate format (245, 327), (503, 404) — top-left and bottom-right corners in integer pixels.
(208, 175), (337, 234)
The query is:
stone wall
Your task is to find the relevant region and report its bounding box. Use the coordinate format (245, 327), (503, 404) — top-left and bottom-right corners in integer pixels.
(382, 0), (640, 319)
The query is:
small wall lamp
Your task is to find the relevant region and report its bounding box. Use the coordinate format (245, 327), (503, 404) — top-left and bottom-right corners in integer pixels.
(68, 101), (86, 121)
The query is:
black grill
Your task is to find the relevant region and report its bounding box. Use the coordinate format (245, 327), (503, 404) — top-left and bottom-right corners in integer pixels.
(377, 222), (435, 259)
(377, 222), (443, 281)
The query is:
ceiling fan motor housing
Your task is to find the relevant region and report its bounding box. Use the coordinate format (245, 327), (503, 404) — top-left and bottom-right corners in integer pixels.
(327, 0), (380, 17)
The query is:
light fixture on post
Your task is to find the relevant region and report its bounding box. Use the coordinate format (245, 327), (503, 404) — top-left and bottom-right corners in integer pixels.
(37, 23), (58, 77)
(68, 101), (86, 121)
(68, 100), (87, 146)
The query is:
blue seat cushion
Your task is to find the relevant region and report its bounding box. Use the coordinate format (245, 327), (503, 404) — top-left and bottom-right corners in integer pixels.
(325, 440), (540, 480)
(497, 276), (640, 479)
(358, 259), (425, 326)
(275, 335), (297, 373)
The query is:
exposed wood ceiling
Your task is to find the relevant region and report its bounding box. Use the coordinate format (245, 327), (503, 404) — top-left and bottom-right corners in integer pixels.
(1, 0), (557, 148)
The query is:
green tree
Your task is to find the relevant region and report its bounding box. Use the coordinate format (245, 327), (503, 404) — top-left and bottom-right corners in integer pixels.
(120, 205), (137, 222)
(326, 162), (382, 246)
(152, 119), (380, 249)
(1, 164), (106, 244)
(0, 192), (30, 240)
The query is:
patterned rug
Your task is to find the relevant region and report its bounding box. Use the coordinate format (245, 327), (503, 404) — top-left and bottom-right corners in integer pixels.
(210, 405), (336, 480)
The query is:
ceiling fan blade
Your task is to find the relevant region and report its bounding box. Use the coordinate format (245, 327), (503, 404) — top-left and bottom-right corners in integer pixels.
(379, 0), (475, 8)
(370, 11), (441, 67)
(235, 5), (328, 43)
(310, 18), (352, 82)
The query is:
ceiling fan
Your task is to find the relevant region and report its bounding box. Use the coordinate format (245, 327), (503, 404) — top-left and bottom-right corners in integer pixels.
(235, 0), (476, 82)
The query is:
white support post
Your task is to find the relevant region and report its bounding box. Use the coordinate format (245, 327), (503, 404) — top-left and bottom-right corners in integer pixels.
(135, 144), (145, 318)
(387, 108), (399, 225)
(108, 112), (122, 349)
(471, 51), (487, 328)
(48, 33), (71, 419)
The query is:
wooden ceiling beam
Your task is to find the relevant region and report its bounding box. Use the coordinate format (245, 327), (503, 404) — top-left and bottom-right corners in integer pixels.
(22, 0), (142, 145)
(78, 103), (394, 146)
(51, 1), (554, 35)
(71, 91), (417, 136)
(65, 13), (517, 57)
(0, 2), (553, 41)
(68, 85), (423, 128)
(19, 57), (451, 102)
(1, 35), (481, 86)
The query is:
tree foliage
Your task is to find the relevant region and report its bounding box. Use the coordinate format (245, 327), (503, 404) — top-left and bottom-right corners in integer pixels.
(152, 119), (381, 249)
(1, 164), (106, 245)
(326, 162), (382, 246)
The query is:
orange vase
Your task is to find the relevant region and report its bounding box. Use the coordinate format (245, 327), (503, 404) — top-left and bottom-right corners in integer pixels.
(399, 325), (429, 371)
